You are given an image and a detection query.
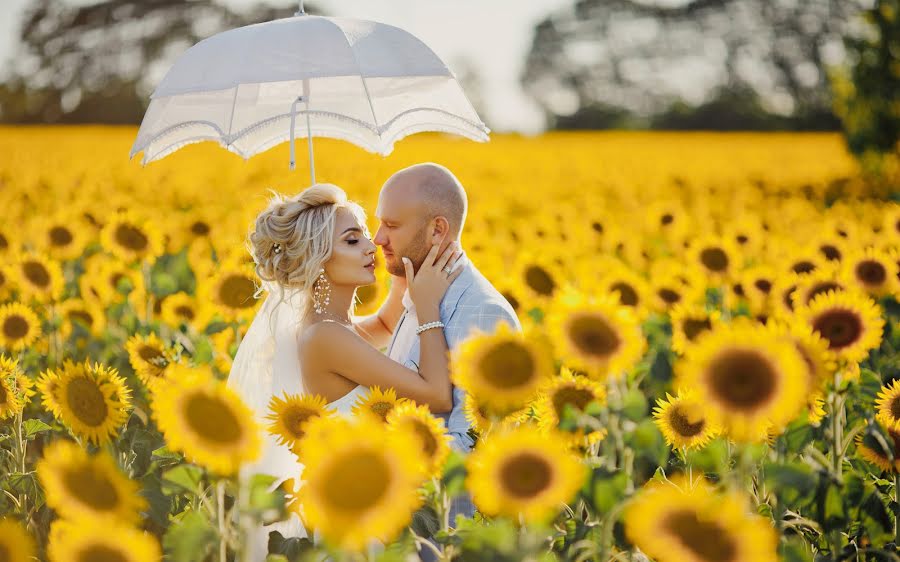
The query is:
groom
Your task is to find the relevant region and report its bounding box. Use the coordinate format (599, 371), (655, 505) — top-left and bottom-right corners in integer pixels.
(356, 163), (521, 519)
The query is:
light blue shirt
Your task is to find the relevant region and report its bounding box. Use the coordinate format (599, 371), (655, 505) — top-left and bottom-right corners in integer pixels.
(386, 261), (521, 451)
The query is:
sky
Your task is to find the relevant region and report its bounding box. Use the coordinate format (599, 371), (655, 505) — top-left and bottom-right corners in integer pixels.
(0, 0), (574, 132)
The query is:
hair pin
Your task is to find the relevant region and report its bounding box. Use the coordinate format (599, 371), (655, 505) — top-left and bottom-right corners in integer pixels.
(272, 243), (282, 254)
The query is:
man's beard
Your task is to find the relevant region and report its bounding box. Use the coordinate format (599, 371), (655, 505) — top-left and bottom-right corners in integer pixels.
(386, 228), (430, 277)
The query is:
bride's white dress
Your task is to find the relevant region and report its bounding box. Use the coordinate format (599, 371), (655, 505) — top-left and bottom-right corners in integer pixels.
(227, 284), (369, 561)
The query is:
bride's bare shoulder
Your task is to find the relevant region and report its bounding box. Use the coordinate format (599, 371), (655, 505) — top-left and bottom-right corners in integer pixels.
(296, 320), (358, 351)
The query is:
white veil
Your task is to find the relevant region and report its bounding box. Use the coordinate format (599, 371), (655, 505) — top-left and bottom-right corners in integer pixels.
(226, 280), (310, 557)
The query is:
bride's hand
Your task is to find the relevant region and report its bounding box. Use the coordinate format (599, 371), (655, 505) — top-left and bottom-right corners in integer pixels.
(403, 242), (462, 321)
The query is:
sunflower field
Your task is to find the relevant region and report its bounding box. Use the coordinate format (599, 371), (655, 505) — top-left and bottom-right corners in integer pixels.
(2, 126), (900, 562)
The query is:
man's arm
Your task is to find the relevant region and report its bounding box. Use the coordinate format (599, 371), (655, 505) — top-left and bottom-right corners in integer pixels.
(352, 274), (406, 349)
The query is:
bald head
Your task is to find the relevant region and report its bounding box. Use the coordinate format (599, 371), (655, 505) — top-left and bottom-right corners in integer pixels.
(382, 163), (467, 239)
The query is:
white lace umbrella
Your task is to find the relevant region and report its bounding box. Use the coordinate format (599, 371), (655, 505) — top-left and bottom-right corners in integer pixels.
(129, 4), (489, 182)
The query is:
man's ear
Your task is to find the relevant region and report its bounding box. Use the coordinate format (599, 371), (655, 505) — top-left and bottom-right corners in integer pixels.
(431, 216), (450, 243)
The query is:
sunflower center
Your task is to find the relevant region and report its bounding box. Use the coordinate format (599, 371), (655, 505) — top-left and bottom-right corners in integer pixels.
(184, 393), (242, 444)
(891, 396), (900, 421)
(792, 261), (816, 275)
(63, 464), (120, 511)
(736, 234), (749, 244)
(524, 265), (555, 296)
(856, 260), (887, 285)
(813, 309), (863, 351)
(218, 275), (257, 309)
(23, 261), (50, 288)
(782, 285), (797, 310)
(500, 452), (553, 498)
(411, 421), (439, 459)
(191, 221), (211, 236)
(805, 282), (842, 305)
(502, 291), (520, 311)
(3, 315), (28, 340)
(78, 545), (128, 562)
(663, 509), (737, 562)
(754, 279), (772, 294)
(568, 315), (621, 359)
(69, 310), (94, 327)
(661, 213), (674, 225)
(478, 341), (536, 389)
(49, 225), (74, 247)
(0, 382), (7, 406)
(610, 282), (639, 306)
(114, 223), (149, 251)
(66, 377), (109, 427)
(368, 401), (394, 421)
(0, 234), (7, 250)
(284, 406), (319, 438)
(699, 248), (728, 272)
(322, 449), (391, 511)
(138, 345), (164, 363)
(174, 305), (195, 320)
(707, 349), (777, 411)
(670, 403), (705, 437)
(552, 386), (595, 419)
(682, 318), (711, 342)
(821, 245), (841, 261)
(658, 288), (681, 304)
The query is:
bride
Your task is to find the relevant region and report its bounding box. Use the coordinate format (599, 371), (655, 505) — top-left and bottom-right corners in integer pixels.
(227, 182), (462, 559)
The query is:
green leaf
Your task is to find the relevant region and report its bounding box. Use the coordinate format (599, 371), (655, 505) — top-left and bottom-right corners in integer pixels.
(822, 483), (847, 532)
(441, 450), (467, 498)
(193, 338), (214, 364)
(764, 461), (815, 506)
(621, 388), (647, 421)
(591, 468), (628, 514)
(162, 510), (217, 562)
(781, 537), (815, 562)
(23, 419), (52, 439)
(248, 473), (285, 518)
(161, 464), (204, 495)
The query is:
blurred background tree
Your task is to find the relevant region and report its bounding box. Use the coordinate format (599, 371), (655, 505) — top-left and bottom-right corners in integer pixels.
(0, 0), (318, 123)
(522, 0), (868, 131)
(831, 0), (900, 183)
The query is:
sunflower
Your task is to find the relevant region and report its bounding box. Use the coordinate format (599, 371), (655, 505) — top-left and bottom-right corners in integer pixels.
(797, 290), (884, 364)
(386, 402), (452, 479)
(876, 379), (900, 431)
(669, 304), (720, 355)
(466, 424), (586, 523)
(125, 333), (173, 390)
(813, 233), (848, 264)
(534, 367), (607, 447)
(47, 518), (161, 562)
(151, 364), (260, 475)
(0, 355), (29, 420)
(210, 324), (246, 374)
(348, 386), (405, 422)
(685, 235), (741, 284)
(464, 393), (529, 434)
(79, 256), (141, 306)
(738, 264), (779, 310)
(199, 260), (261, 323)
(841, 246), (899, 297)
(548, 291), (645, 379)
(511, 252), (563, 304)
(8, 251), (64, 302)
(32, 209), (91, 261)
(764, 319), (835, 424)
(58, 299), (106, 339)
(36, 439), (147, 523)
(769, 273), (803, 318)
(790, 265), (846, 310)
(597, 263), (654, 320)
(265, 392), (334, 452)
(296, 414), (423, 550)
(37, 368), (63, 418)
(780, 245), (827, 277)
(676, 322), (808, 442)
(653, 388), (720, 450)
(160, 291), (210, 332)
(45, 360), (132, 445)
(624, 475), (778, 562)
(646, 260), (706, 314)
(452, 322), (553, 412)
(0, 302), (42, 351)
(856, 422), (900, 473)
(0, 517), (36, 562)
(99, 210), (165, 263)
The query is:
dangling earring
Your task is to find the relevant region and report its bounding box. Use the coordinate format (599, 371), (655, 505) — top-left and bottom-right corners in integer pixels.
(313, 268), (331, 314)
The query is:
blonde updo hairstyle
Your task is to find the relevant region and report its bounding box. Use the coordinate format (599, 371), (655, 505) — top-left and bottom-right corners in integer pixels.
(248, 183), (367, 318)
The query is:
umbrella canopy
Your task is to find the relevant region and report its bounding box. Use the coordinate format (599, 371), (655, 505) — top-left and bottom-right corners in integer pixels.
(129, 14), (489, 170)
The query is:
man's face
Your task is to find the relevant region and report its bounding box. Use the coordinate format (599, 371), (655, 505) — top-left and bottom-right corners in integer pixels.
(373, 177), (431, 276)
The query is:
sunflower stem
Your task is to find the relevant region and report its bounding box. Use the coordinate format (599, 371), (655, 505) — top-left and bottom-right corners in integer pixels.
(142, 260), (153, 325)
(894, 471), (900, 546)
(217, 478), (227, 562)
(830, 371), (844, 481)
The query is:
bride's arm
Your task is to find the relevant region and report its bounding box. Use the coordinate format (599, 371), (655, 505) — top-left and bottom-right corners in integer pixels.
(351, 274), (406, 348)
(302, 318), (453, 413)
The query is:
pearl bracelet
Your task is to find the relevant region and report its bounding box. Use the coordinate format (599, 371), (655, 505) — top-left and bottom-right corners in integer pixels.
(415, 321), (445, 335)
